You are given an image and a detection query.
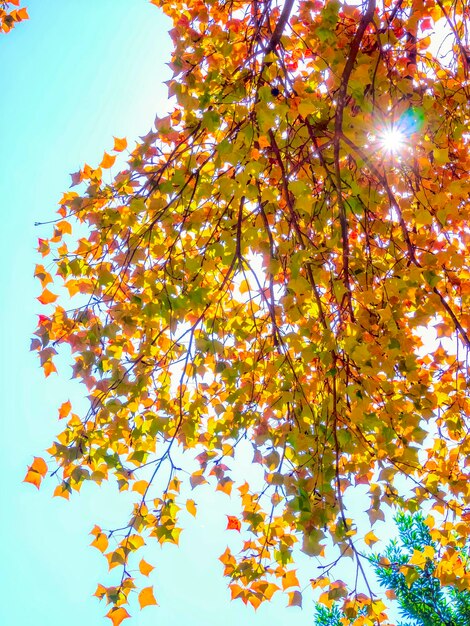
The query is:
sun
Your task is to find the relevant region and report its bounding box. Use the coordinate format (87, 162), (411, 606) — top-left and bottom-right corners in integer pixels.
(379, 127), (406, 153)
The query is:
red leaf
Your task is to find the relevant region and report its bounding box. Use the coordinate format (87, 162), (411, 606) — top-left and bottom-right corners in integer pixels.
(70, 170), (83, 187)
(226, 515), (241, 531)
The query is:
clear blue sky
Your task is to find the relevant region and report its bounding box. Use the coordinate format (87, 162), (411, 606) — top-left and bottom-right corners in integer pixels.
(0, 2), (319, 624)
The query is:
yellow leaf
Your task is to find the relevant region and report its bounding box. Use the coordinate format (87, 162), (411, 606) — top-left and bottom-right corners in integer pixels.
(139, 558), (154, 577)
(433, 148), (448, 165)
(423, 545), (435, 560)
(132, 480), (148, 496)
(186, 499), (197, 517)
(127, 534), (145, 551)
(113, 137), (128, 152)
(364, 530), (379, 547)
(100, 152), (116, 169)
(106, 607), (130, 626)
(239, 279), (250, 294)
(409, 549), (427, 568)
(370, 599), (387, 616)
(138, 586), (158, 609)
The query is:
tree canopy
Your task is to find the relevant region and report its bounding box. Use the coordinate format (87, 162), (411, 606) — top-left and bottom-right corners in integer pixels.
(23, 0), (470, 623)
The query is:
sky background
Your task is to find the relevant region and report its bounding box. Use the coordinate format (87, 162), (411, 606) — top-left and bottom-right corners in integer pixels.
(0, 2), (321, 624)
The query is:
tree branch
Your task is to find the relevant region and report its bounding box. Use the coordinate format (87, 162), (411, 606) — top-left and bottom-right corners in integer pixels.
(265, 0), (295, 53)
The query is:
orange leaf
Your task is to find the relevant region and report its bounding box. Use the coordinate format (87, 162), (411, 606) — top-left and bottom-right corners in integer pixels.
(139, 558), (154, 577)
(100, 152), (116, 169)
(23, 469), (41, 489)
(106, 607), (130, 626)
(53, 482), (70, 499)
(113, 137), (128, 152)
(91, 532), (108, 553)
(58, 400), (71, 419)
(31, 456), (48, 477)
(247, 593), (262, 609)
(43, 361), (57, 377)
(37, 289), (58, 305)
(226, 515), (241, 531)
(138, 586), (158, 609)
(282, 569), (300, 590)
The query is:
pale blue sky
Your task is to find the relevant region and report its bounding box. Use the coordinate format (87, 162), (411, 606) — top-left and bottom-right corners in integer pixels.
(0, 2), (318, 624)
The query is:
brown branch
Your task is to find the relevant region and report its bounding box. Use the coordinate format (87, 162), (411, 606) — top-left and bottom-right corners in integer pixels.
(265, 0), (295, 53)
(334, 0), (376, 319)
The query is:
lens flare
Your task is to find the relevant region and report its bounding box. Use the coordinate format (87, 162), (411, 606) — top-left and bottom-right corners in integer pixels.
(380, 127), (406, 153)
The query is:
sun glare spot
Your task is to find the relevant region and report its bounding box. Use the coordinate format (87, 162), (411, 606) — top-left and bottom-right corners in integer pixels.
(380, 127), (406, 153)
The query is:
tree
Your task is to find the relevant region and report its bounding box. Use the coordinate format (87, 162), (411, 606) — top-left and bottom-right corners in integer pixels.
(28, 0), (470, 622)
(314, 512), (470, 626)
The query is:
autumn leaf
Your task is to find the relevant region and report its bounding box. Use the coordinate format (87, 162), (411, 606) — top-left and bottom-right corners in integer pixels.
(58, 400), (71, 419)
(132, 480), (148, 496)
(37, 288), (58, 305)
(185, 499), (197, 517)
(138, 586), (158, 609)
(23, 469), (41, 489)
(287, 590), (302, 608)
(113, 137), (127, 152)
(23, 456), (48, 490)
(42, 361), (57, 377)
(106, 607), (130, 626)
(281, 569), (300, 590)
(53, 482), (71, 500)
(100, 152), (116, 169)
(31, 456), (48, 476)
(226, 516), (241, 532)
(139, 558), (154, 577)
(69, 170), (82, 187)
(90, 532), (108, 554)
(364, 530), (379, 547)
